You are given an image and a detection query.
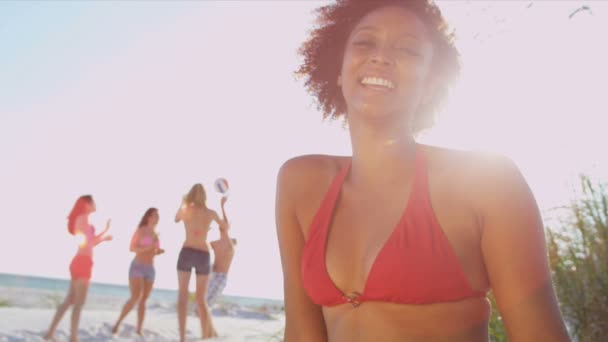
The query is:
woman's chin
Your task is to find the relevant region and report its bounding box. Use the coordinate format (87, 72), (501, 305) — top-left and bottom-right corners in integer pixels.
(348, 102), (406, 122)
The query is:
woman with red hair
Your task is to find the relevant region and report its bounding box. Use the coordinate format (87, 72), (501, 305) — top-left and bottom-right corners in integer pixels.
(44, 195), (112, 342)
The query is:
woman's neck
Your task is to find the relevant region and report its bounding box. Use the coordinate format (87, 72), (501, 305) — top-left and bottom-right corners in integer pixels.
(140, 225), (152, 231)
(347, 114), (417, 187)
(191, 202), (207, 209)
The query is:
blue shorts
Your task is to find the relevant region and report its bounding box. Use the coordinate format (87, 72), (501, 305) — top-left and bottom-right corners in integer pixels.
(129, 260), (155, 281)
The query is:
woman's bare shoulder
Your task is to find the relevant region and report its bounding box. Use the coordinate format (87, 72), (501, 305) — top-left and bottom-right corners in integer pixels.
(202, 207), (219, 219)
(422, 144), (517, 177)
(276, 155), (350, 219)
(423, 144), (528, 209)
(278, 154), (349, 189)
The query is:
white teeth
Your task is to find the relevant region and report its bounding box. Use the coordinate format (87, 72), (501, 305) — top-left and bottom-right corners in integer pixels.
(361, 77), (395, 89)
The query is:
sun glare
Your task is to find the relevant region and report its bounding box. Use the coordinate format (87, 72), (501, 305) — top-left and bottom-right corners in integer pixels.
(428, 3), (606, 166)
(75, 232), (86, 249)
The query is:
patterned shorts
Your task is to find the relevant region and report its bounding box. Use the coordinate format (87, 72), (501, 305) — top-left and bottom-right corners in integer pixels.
(206, 272), (228, 306)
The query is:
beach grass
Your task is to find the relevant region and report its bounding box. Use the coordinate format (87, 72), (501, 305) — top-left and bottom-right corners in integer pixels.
(488, 294), (506, 341)
(546, 175), (608, 340)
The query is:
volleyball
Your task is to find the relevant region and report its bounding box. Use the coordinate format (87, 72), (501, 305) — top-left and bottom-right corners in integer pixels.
(214, 178), (229, 194)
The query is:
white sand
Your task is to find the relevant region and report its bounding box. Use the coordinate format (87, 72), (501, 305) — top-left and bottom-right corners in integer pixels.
(0, 307), (284, 342)
(0, 284), (285, 341)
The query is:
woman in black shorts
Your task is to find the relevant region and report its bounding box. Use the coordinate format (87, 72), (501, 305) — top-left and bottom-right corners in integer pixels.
(174, 183), (228, 341)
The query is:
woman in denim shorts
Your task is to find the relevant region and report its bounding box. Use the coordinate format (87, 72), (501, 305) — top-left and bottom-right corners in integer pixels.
(112, 207), (164, 335)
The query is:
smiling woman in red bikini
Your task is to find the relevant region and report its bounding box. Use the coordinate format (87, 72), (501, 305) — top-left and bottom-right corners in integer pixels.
(276, 0), (569, 341)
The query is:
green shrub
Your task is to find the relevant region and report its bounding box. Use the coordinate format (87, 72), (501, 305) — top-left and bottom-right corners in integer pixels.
(488, 293), (507, 341)
(546, 176), (608, 341)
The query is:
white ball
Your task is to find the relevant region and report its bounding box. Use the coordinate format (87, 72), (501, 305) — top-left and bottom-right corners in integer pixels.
(214, 178), (229, 194)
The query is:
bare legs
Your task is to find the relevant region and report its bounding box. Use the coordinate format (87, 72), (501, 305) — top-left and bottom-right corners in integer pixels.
(177, 271), (191, 342)
(177, 271), (217, 341)
(44, 281), (74, 340)
(70, 280), (88, 342)
(136, 279), (154, 334)
(112, 277), (143, 334)
(195, 273), (217, 339)
(44, 279), (89, 342)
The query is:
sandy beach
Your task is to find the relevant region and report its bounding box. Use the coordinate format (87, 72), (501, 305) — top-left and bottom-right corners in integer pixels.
(0, 275), (285, 342)
(0, 307), (284, 342)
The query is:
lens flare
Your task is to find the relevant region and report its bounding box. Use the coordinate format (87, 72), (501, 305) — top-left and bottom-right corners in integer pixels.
(75, 232), (86, 248)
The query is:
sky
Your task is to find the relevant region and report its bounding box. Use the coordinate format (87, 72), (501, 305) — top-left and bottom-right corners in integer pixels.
(0, 1), (607, 300)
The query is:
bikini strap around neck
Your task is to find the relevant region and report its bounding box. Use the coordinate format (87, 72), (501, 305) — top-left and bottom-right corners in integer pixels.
(309, 160), (352, 237)
(326, 160), (351, 204)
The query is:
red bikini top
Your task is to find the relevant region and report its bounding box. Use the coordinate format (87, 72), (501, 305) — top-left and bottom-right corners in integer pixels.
(301, 147), (486, 307)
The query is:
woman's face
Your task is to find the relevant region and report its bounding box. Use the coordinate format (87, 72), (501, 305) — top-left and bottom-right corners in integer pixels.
(340, 6), (434, 122)
(88, 200), (97, 213)
(149, 211), (159, 226)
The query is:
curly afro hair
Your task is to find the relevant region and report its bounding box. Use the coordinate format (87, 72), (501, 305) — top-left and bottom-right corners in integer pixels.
(296, 0), (460, 133)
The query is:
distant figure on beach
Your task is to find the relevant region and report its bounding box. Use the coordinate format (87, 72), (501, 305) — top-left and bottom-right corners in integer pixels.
(207, 196), (236, 308)
(192, 196), (236, 313)
(44, 195), (112, 342)
(112, 207), (164, 336)
(175, 184), (229, 341)
(276, 0), (569, 341)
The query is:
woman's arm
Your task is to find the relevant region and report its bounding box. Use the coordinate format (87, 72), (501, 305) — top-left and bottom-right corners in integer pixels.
(97, 219), (111, 237)
(93, 219), (112, 246)
(474, 156), (569, 341)
(175, 202), (184, 223)
(276, 159), (327, 342)
(155, 234), (165, 255)
(220, 196), (229, 223)
(212, 210), (229, 231)
(212, 196), (230, 231)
